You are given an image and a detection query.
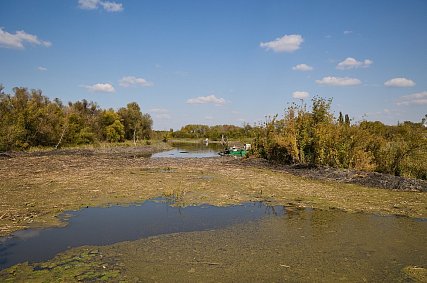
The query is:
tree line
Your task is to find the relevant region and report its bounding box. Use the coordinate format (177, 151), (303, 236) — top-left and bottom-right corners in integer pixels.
(2, 85), (425, 180)
(252, 97), (427, 180)
(0, 86), (152, 151)
(171, 124), (254, 140)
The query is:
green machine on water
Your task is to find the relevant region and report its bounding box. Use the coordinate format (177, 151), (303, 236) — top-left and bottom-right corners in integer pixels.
(218, 135), (250, 157)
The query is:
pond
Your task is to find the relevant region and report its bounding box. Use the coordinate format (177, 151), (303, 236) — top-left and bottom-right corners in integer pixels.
(151, 142), (224, 158)
(0, 199), (426, 281)
(0, 199), (284, 270)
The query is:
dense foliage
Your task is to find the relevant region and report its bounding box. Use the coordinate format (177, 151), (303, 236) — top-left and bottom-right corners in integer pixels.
(252, 97), (427, 180)
(0, 86), (152, 151)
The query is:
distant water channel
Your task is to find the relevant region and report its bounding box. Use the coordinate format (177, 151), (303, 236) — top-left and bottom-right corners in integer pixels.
(0, 200), (284, 270)
(151, 142), (223, 158)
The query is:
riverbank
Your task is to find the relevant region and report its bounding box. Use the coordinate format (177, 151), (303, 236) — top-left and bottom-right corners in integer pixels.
(1, 146), (426, 237)
(236, 158), (427, 192)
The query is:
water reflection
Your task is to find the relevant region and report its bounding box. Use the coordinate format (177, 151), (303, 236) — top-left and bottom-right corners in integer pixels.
(151, 142), (223, 158)
(0, 200), (283, 270)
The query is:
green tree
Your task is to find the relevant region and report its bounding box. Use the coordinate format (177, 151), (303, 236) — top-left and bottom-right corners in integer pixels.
(338, 112), (344, 125)
(140, 113), (153, 140)
(344, 114), (350, 126)
(99, 110), (125, 142)
(105, 120), (125, 142)
(118, 102), (153, 143)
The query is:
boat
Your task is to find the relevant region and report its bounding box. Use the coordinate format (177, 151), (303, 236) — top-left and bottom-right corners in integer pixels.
(219, 144), (250, 157)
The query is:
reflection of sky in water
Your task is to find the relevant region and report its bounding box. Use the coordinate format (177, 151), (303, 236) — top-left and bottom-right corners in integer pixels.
(12, 229), (42, 240)
(0, 200), (284, 270)
(152, 142), (223, 158)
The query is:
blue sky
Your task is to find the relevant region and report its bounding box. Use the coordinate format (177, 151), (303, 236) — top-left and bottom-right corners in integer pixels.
(1, 0), (426, 130)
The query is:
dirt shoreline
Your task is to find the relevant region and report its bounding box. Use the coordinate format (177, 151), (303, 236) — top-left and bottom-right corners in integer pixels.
(1, 146), (426, 238)
(4, 145), (425, 192)
(236, 158), (427, 192)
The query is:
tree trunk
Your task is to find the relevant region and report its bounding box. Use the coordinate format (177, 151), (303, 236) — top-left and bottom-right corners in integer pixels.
(55, 125), (66, 149)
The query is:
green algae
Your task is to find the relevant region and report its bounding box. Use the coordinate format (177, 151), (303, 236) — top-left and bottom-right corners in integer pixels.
(0, 248), (121, 282)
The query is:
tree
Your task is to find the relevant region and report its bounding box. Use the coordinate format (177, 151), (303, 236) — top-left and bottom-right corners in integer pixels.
(99, 109), (125, 142)
(344, 114), (350, 126)
(105, 120), (125, 142)
(118, 102), (152, 144)
(64, 100), (99, 145)
(338, 112), (344, 125)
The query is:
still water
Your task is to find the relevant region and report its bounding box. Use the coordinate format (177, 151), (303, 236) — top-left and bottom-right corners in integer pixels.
(151, 142), (223, 158)
(0, 199), (426, 281)
(0, 200), (283, 270)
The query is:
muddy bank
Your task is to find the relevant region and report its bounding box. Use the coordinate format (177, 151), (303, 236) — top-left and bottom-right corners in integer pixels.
(1, 147), (426, 237)
(237, 158), (427, 192)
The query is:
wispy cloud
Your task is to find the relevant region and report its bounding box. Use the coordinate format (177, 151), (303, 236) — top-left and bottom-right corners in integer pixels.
(186, 95), (226, 106)
(119, 76), (153, 87)
(384, 77), (415, 87)
(396, 91), (427, 106)
(292, 64), (313, 71)
(37, 66), (47, 71)
(0, 27), (51, 49)
(344, 30), (353, 35)
(150, 108), (171, 120)
(316, 76), (361, 86)
(260, 34), (303, 53)
(78, 0), (123, 12)
(336, 57), (373, 70)
(83, 83), (115, 93)
(292, 91), (309, 99)
(99, 1), (123, 12)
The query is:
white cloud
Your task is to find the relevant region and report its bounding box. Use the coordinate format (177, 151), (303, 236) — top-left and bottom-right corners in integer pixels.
(292, 91), (309, 99)
(37, 66), (47, 71)
(0, 27), (51, 49)
(344, 30), (353, 35)
(384, 77), (415, 87)
(336, 57), (373, 70)
(78, 0), (123, 12)
(260, 34), (303, 53)
(100, 1), (123, 12)
(119, 76), (153, 87)
(78, 0), (99, 9)
(316, 76), (362, 86)
(186, 95), (226, 106)
(84, 83), (115, 93)
(292, 64), (313, 71)
(396, 91), (427, 106)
